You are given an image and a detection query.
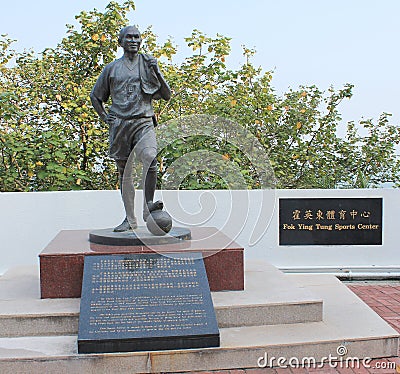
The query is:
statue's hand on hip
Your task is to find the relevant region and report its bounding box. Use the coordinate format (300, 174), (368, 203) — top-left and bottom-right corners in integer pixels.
(106, 112), (117, 125)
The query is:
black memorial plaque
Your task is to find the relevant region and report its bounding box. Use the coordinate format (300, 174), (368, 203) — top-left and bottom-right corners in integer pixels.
(279, 198), (382, 245)
(78, 253), (220, 353)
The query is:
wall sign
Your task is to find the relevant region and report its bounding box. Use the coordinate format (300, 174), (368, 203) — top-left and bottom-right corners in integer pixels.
(279, 198), (382, 245)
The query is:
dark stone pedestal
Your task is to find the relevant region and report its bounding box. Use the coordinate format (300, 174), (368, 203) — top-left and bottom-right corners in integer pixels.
(78, 253), (220, 353)
(39, 227), (244, 298)
(89, 227), (191, 246)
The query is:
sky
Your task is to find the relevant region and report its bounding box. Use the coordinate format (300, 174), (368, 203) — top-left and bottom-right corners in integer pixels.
(1, 0), (400, 127)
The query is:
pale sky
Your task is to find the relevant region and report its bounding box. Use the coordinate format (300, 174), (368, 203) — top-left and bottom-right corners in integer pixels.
(1, 0), (400, 126)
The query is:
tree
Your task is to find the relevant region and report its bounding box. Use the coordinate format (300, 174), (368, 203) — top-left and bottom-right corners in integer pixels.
(1, 1), (399, 192)
(1, 1), (135, 191)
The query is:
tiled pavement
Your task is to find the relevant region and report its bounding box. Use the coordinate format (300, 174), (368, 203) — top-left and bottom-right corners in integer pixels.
(188, 282), (400, 374)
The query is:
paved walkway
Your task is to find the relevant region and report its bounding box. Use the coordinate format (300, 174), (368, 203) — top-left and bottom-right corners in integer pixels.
(189, 282), (400, 374)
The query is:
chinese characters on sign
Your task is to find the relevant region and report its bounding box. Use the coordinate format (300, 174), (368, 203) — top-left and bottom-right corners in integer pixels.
(78, 253), (220, 353)
(279, 198), (382, 245)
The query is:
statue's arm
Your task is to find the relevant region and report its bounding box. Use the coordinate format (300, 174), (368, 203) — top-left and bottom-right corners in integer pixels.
(148, 57), (171, 101)
(155, 71), (171, 101)
(90, 66), (111, 122)
(90, 92), (108, 123)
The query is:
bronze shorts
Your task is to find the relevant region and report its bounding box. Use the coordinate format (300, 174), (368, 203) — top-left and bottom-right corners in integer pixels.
(108, 117), (156, 161)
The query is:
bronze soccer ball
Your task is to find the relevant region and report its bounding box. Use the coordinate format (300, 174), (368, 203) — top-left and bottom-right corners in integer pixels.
(146, 210), (172, 236)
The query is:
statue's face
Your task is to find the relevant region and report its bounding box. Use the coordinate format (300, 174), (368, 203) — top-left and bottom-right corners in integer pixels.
(120, 27), (142, 54)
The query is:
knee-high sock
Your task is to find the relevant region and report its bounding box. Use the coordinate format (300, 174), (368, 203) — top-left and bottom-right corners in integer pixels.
(117, 160), (136, 224)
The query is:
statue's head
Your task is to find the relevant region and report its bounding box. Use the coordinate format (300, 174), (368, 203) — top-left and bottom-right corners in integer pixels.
(118, 25), (142, 53)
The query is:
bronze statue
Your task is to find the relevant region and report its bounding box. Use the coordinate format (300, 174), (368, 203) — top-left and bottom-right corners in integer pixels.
(90, 25), (171, 232)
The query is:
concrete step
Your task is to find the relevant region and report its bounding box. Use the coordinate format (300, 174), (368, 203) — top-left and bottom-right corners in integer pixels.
(0, 261), (323, 337)
(0, 273), (397, 373)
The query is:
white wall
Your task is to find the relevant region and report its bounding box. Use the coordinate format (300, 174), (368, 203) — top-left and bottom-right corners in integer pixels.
(0, 189), (398, 275)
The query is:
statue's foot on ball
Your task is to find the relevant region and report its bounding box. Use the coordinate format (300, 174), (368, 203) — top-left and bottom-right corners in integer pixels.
(146, 209), (173, 236)
(143, 200), (164, 222)
(113, 217), (137, 232)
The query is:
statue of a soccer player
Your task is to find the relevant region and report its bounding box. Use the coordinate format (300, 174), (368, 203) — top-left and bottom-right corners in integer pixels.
(90, 25), (171, 232)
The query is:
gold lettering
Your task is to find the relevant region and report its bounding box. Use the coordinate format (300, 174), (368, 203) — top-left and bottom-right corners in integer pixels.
(360, 211), (371, 218)
(298, 223), (313, 231)
(335, 224), (355, 231)
(304, 210), (313, 220)
(292, 210), (301, 220)
(315, 223), (332, 231)
(357, 224), (379, 230)
(326, 210), (336, 220)
(350, 210), (358, 219)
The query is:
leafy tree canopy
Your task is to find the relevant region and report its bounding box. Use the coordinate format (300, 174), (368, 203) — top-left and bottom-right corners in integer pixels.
(1, 0), (399, 191)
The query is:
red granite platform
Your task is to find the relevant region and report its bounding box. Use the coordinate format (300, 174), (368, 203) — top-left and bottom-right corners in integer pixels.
(39, 227), (244, 299)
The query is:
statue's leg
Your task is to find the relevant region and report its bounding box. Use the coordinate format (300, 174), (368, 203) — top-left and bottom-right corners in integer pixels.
(140, 147), (162, 221)
(114, 159), (137, 232)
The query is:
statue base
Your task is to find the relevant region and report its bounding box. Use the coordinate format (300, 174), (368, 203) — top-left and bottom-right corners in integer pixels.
(39, 227), (244, 298)
(89, 227), (191, 246)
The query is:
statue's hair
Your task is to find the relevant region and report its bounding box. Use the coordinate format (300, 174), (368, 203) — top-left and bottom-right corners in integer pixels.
(118, 25), (141, 45)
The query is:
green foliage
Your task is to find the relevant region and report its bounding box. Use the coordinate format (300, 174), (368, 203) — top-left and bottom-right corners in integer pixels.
(1, 1), (399, 191)
(0, 1), (135, 191)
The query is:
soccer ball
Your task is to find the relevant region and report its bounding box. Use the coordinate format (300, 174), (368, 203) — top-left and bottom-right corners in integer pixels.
(146, 210), (172, 236)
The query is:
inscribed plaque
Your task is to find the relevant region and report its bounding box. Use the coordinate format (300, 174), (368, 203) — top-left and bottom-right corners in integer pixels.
(78, 252), (220, 353)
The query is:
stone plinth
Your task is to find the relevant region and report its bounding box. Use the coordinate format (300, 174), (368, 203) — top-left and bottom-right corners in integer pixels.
(39, 227), (244, 299)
